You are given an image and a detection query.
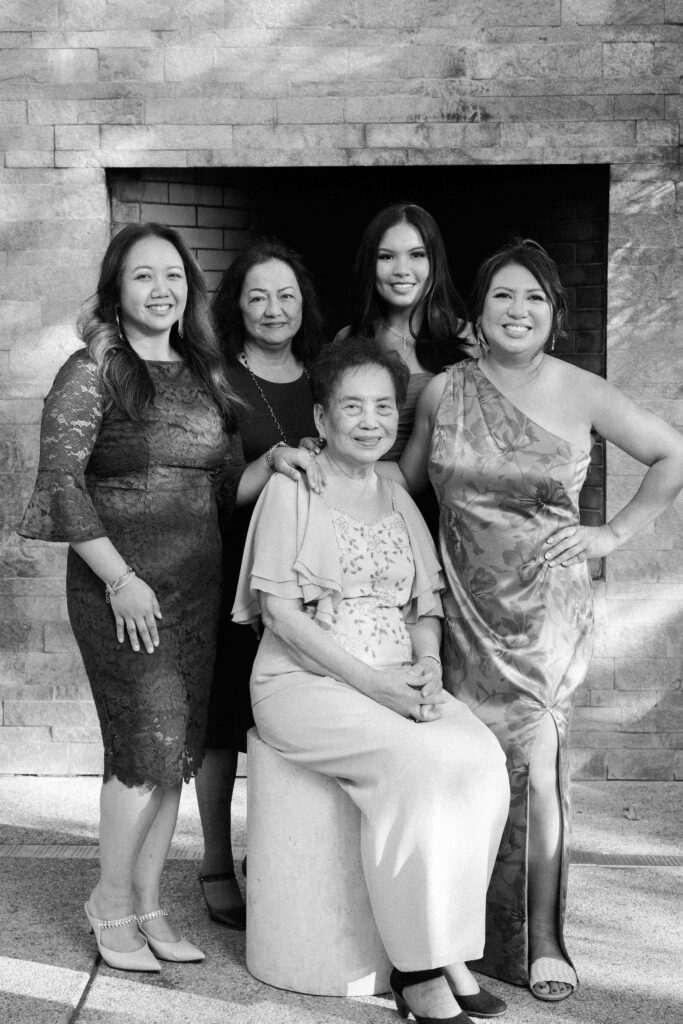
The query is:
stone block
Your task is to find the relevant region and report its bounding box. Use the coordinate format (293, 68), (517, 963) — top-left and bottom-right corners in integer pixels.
(603, 43), (654, 77)
(615, 658), (682, 691)
(146, 98), (274, 125)
(113, 178), (168, 203)
(97, 48), (164, 82)
(4, 699), (98, 728)
(613, 94), (666, 119)
(0, 0), (59, 30)
(502, 120), (635, 149)
(607, 749), (676, 780)
(636, 120), (679, 146)
(233, 123), (364, 149)
(52, 725), (101, 743)
(26, 652), (88, 688)
(573, 706), (622, 727)
(467, 43), (602, 79)
(55, 125), (100, 150)
(44, 622), (77, 653)
(585, 657), (615, 689)
(563, 0), (664, 23)
(568, 747), (607, 780)
(197, 207), (249, 229)
(0, 650), (26, 688)
(665, 0), (683, 21)
(654, 42), (683, 73)
(140, 202), (196, 226)
(68, 740), (102, 774)
(0, 736), (69, 774)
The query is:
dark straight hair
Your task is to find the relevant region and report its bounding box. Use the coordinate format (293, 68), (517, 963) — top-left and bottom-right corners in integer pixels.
(348, 202), (469, 373)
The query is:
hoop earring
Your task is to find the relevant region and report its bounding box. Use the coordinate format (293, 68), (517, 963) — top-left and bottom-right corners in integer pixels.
(476, 323), (489, 356)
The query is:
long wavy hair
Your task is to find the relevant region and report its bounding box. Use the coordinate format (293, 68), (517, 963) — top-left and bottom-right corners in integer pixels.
(77, 222), (238, 425)
(211, 239), (326, 365)
(470, 238), (569, 353)
(348, 203), (469, 374)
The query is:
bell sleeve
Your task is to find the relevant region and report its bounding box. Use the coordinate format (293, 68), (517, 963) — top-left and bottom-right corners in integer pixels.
(17, 350), (108, 544)
(231, 473), (344, 629)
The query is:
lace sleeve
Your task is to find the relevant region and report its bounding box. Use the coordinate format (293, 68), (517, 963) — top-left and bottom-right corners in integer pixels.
(17, 350), (108, 543)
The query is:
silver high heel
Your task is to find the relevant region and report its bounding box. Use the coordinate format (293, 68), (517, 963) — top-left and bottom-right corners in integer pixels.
(84, 903), (161, 972)
(137, 908), (205, 962)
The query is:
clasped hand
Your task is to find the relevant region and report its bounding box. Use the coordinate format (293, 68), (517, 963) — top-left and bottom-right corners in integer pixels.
(544, 523), (619, 567)
(109, 577), (162, 654)
(372, 658), (447, 722)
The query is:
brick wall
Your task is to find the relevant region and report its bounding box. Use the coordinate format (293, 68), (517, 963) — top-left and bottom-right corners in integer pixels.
(1, 1), (681, 780)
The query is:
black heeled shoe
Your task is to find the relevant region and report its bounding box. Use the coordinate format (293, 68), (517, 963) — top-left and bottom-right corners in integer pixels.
(447, 987), (507, 1019)
(198, 871), (246, 930)
(390, 967), (474, 1024)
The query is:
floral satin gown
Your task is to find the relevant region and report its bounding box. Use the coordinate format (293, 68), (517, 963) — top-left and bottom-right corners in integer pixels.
(18, 350), (244, 788)
(431, 361), (594, 985)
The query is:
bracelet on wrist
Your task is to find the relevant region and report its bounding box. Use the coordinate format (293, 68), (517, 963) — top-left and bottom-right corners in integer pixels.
(421, 654), (442, 667)
(105, 567), (136, 604)
(264, 441), (287, 470)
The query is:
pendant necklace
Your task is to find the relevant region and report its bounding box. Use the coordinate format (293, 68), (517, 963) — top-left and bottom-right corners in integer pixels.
(239, 351), (310, 444)
(381, 320), (412, 353)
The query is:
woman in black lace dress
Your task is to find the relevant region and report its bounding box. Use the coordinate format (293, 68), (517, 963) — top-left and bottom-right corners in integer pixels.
(18, 224), (316, 972)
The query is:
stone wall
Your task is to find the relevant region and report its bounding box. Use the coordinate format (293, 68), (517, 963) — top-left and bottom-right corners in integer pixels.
(1, 1), (681, 779)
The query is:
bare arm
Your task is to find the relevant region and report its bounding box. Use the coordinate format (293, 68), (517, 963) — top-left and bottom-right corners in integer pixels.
(399, 373), (448, 495)
(260, 593), (447, 720)
(546, 376), (683, 566)
(236, 445), (324, 506)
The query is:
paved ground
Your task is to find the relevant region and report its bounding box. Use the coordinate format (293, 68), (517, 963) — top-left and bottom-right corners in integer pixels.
(0, 776), (681, 1024)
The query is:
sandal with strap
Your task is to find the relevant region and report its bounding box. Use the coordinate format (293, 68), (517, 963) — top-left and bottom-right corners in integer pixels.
(529, 957), (577, 1002)
(198, 871), (246, 930)
(137, 908), (204, 962)
(84, 903), (160, 972)
(390, 967), (474, 1023)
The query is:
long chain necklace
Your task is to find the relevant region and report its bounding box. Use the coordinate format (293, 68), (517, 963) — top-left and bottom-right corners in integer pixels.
(381, 320), (412, 353)
(239, 351), (310, 444)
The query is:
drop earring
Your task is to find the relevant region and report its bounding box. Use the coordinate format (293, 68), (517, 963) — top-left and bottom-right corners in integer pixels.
(177, 315), (184, 339)
(115, 307), (125, 342)
(476, 322), (489, 356)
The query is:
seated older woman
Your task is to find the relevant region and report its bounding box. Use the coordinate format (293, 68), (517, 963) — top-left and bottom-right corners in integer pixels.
(233, 337), (510, 1024)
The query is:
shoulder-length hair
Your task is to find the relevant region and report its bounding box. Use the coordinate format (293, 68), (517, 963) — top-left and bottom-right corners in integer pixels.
(77, 222), (238, 425)
(348, 202), (468, 374)
(211, 239), (326, 365)
(470, 238), (569, 352)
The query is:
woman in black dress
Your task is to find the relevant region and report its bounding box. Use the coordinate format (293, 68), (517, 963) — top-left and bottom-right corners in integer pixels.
(18, 224), (316, 971)
(195, 240), (325, 927)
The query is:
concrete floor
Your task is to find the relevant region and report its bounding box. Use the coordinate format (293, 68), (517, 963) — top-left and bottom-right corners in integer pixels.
(0, 777), (681, 1024)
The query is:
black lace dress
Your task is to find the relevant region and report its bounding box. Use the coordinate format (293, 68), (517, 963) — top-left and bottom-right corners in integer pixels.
(18, 350), (245, 788)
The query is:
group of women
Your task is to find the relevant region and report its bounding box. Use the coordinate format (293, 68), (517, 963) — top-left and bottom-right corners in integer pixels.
(19, 202), (683, 1022)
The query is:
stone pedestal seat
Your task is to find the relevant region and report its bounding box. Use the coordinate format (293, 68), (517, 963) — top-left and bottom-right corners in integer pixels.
(246, 728), (392, 996)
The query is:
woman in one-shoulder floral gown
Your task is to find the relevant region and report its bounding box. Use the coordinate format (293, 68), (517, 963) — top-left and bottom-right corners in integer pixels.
(398, 239), (683, 1002)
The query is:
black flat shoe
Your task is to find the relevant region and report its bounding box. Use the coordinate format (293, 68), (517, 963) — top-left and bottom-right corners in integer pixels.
(450, 989), (507, 1019)
(198, 871), (246, 930)
(390, 967), (474, 1024)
